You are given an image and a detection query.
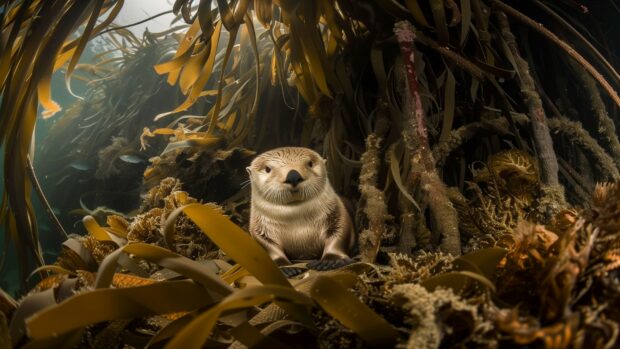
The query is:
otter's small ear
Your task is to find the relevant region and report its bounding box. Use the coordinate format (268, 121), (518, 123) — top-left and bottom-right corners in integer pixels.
(246, 166), (252, 174)
(323, 158), (327, 164)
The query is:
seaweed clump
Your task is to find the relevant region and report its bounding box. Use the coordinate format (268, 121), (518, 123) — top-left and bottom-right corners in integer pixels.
(6, 177), (620, 348)
(481, 182), (620, 347)
(52, 177), (220, 275)
(392, 284), (491, 349)
(128, 177), (219, 260)
(451, 150), (563, 252)
(348, 180), (620, 348)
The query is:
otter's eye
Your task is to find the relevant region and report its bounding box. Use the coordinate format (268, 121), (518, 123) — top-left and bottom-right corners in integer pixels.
(264, 166), (271, 173)
(307, 161), (313, 167)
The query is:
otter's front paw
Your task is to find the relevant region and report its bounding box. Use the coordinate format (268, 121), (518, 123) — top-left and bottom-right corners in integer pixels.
(274, 257), (304, 277)
(279, 266), (306, 278)
(307, 257), (354, 271)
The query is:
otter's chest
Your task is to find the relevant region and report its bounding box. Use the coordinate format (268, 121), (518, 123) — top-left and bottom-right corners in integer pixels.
(251, 194), (337, 260)
(274, 218), (326, 259)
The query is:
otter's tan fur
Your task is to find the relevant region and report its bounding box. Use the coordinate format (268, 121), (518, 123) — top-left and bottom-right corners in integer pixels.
(247, 147), (355, 265)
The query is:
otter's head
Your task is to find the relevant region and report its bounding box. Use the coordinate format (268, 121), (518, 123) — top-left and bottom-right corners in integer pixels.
(247, 147), (328, 205)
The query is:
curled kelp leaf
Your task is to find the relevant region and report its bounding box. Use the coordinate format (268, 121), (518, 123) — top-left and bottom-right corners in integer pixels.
(164, 285), (314, 349)
(493, 308), (579, 348)
(105, 215), (129, 238)
(94, 243), (231, 295)
(310, 275), (398, 348)
(25, 280), (218, 341)
(55, 237), (98, 272)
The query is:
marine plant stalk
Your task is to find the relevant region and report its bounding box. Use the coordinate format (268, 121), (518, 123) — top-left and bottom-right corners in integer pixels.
(568, 59), (620, 169)
(394, 20), (461, 256)
(358, 134), (390, 263)
(26, 156), (68, 239)
(495, 11), (568, 219)
(495, 11), (561, 188)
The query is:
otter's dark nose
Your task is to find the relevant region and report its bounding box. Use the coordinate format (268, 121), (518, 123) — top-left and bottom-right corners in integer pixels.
(284, 170), (304, 187)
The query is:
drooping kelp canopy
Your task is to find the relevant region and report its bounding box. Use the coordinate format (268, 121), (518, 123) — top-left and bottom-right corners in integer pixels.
(2, 0), (620, 347)
(0, 0), (125, 287)
(35, 33), (209, 232)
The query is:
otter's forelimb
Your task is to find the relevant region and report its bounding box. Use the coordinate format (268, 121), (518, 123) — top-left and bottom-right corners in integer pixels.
(307, 204), (355, 271)
(253, 233), (291, 266)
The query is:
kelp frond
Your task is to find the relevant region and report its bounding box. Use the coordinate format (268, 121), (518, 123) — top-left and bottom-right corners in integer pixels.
(0, 0), (122, 289)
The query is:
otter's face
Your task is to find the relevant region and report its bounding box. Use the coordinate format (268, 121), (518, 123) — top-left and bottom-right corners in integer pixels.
(247, 147), (327, 204)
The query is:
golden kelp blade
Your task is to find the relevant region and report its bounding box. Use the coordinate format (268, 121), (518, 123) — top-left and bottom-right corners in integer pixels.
(25, 281), (217, 340)
(164, 204), (315, 328)
(164, 285), (313, 349)
(164, 203), (290, 287)
(82, 216), (114, 242)
(310, 275), (398, 348)
(94, 243), (232, 296)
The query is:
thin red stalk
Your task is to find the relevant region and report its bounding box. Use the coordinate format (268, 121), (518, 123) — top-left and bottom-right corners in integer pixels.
(394, 21), (461, 256)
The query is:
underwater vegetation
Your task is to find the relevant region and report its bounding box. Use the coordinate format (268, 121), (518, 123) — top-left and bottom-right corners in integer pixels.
(36, 33), (211, 232)
(3, 174), (620, 348)
(2, 0), (620, 348)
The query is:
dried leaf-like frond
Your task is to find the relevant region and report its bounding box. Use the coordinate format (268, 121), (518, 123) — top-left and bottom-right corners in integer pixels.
(81, 236), (118, 264)
(592, 182), (616, 208)
(588, 183), (620, 242)
(504, 222), (559, 266)
(547, 209), (579, 237)
(603, 250), (620, 272)
(139, 177), (183, 213)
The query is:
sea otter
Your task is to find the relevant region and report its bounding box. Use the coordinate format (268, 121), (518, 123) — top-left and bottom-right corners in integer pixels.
(246, 147), (355, 273)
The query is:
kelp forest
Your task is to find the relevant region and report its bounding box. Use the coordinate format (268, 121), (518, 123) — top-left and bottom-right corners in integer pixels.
(2, 0), (620, 348)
